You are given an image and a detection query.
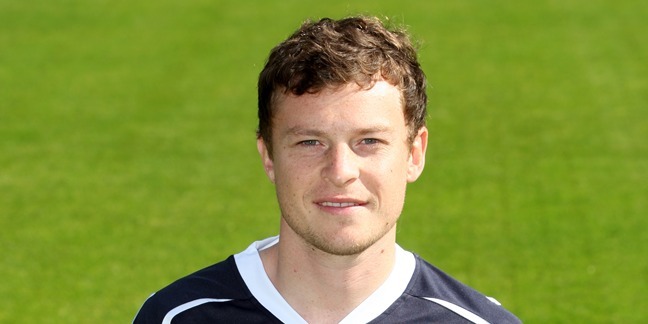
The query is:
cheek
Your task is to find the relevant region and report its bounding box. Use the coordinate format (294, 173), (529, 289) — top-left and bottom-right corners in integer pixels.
(368, 153), (410, 178)
(363, 156), (409, 198)
(273, 157), (316, 190)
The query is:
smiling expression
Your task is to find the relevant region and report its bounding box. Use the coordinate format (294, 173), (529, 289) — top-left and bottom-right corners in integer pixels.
(258, 80), (427, 256)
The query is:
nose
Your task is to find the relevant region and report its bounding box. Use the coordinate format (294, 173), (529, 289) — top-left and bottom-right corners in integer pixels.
(321, 144), (360, 187)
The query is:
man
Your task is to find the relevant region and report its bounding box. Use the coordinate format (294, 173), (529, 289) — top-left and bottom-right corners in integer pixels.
(134, 16), (521, 323)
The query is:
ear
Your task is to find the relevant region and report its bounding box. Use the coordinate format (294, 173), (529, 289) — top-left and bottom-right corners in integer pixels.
(407, 127), (428, 183)
(257, 138), (275, 183)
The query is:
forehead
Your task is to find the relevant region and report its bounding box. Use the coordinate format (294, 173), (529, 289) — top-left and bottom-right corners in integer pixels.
(272, 81), (405, 132)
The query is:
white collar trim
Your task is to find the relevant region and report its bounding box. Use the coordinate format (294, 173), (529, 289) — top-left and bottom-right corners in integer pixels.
(234, 236), (416, 323)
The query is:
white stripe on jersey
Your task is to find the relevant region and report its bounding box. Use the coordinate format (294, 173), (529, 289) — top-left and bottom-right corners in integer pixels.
(423, 297), (490, 324)
(234, 236), (417, 324)
(235, 236), (307, 323)
(162, 298), (233, 324)
(338, 244), (415, 323)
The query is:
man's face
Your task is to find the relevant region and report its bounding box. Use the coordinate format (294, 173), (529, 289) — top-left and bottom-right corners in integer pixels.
(257, 80), (427, 256)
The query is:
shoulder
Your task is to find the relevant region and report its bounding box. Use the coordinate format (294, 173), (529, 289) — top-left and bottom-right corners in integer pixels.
(132, 255), (252, 323)
(391, 255), (521, 323)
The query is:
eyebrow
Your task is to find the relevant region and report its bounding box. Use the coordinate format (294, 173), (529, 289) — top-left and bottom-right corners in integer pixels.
(357, 125), (393, 135)
(284, 127), (324, 137)
(284, 125), (393, 137)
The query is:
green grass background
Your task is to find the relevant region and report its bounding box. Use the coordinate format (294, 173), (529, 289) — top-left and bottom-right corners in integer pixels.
(1, 0), (646, 322)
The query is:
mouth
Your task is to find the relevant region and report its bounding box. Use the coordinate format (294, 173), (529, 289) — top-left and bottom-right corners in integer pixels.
(314, 198), (367, 216)
(319, 201), (361, 208)
(315, 196), (368, 209)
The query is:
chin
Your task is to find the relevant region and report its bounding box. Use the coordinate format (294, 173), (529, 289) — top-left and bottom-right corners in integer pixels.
(307, 232), (382, 256)
(316, 243), (371, 256)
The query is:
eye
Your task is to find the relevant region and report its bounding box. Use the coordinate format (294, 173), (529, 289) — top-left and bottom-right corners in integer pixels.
(361, 138), (380, 145)
(299, 139), (320, 146)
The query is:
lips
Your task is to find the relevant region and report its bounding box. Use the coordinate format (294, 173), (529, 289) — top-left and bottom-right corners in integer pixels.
(319, 201), (360, 207)
(315, 197), (367, 208)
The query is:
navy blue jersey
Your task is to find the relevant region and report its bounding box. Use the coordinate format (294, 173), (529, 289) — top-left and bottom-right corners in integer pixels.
(133, 237), (520, 323)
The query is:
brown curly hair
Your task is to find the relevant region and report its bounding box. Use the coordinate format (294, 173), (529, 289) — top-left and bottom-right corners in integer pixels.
(257, 16), (427, 156)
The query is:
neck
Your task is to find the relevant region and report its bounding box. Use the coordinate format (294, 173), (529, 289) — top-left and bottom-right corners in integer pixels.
(260, 229), (397, 323)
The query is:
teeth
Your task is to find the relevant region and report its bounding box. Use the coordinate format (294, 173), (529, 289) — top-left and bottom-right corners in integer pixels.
(321, 202), (358, 207)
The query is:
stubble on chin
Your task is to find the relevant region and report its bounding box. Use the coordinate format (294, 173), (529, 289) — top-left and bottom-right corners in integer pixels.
(283, 214), (397, 257)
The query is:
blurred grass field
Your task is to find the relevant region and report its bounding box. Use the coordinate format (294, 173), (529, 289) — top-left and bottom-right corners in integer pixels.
(1, 0), (646, 322)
